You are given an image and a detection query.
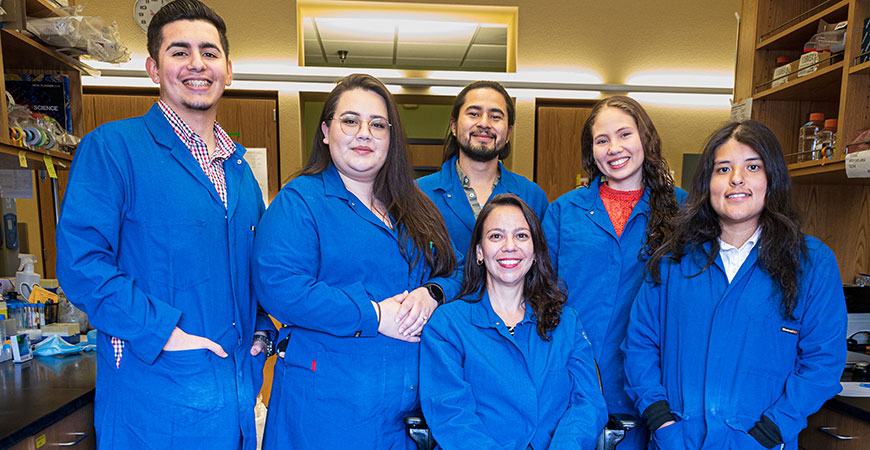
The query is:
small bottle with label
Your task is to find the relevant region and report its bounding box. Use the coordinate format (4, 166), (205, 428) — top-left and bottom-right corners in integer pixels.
(818, 119), (837, 160)
(798, 113), (825, 163)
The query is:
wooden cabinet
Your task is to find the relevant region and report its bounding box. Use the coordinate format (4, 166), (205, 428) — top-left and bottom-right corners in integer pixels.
(0, 0), (88, 278)
(800, 407), (869, 449)
(7, 402), (95, 450)
(735, 0), (870, 283)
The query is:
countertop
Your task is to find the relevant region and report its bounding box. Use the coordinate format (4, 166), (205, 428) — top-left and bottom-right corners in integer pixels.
(0, 352), (96, 448)
(826, 367), (870, 422)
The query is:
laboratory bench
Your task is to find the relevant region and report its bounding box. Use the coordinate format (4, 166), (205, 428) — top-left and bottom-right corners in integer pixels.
(798, 368), (870, 449)
(0, 352), (96, 449)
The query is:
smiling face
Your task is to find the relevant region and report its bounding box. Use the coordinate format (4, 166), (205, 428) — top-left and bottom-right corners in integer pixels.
(476, 205), (535, 290)
(452, 88), (513, 162)
(146, 20), (232, 116)
(591, 107), (645, 190)
(321, 88), (390, 184)
(710, 137), (768, 235)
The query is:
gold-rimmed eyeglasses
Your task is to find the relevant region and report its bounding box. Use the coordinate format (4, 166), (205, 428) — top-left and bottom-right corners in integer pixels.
(330, 114), (391, 140)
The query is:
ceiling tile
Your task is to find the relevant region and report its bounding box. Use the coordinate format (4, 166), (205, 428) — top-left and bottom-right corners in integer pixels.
(397, 58), (462, 68)
(315, 18), (395, 42)
(465, 44), (506, 61)
(462, 59), (506, 70)
(321, 40), (394, 58)
(325, 56), (395, 66)
(303, 39), (324, 63)
(397, 20), (477, 44)
(474, 25), (507, 45)
(397, 43), (467, 60)
(302, 17), (316, 37)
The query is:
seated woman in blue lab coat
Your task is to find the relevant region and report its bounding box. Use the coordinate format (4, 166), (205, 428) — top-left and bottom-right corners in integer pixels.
(542, 96), (685, 450)
(421, 193), (607, 450)
(253, 73), (460, 450)
(623, 120), (847, 450)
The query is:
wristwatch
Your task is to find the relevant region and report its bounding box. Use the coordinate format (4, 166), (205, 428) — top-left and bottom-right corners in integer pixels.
(424, 283), (445, 305)
(253, 334), (274, 357)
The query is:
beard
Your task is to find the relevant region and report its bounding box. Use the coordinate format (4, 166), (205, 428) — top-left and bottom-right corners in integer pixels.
(182, 99), (216, 111)
(458, 137), (509, 163)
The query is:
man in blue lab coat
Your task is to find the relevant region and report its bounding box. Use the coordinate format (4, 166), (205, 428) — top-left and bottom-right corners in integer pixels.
(418, 81), (548, 255)
(56, 1), (274, 449)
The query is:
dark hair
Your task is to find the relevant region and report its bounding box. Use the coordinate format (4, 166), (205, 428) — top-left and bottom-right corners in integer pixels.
(442, 81), (515, 162)
(147, 0), (230, 62)
(457, 194), (565, 340)
(580, 96), (680, 260)
(303, 73), (456, 277)
(647, 120), (806, 318)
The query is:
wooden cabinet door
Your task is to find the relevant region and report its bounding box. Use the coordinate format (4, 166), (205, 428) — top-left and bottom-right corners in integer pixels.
(799, 407), (870, 450)
(535, 105), (592, 201)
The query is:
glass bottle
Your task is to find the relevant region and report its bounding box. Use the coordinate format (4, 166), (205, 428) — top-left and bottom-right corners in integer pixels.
(798, 113), (825, 163)
(818, 119), (837, 160)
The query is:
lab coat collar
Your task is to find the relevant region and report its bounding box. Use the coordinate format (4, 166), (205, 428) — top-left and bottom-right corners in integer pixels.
(469, 290), (536, 330)
(142, 104), (227, 210)
(569, 176), (650, 239)
(684, 240), (760, 287)
(320, 164), (397, 234)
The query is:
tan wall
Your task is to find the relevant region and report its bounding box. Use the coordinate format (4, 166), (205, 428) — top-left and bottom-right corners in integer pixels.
(80, 0), (740, 185)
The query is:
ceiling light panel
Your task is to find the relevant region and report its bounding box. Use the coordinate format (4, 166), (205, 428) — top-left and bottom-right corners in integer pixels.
(397, 20), (477, 44)
(314, 18), (395, 42)
(473, 25), (507, 45)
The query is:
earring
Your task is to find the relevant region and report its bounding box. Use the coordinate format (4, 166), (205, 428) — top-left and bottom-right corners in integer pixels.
(476, 257), (484, 266)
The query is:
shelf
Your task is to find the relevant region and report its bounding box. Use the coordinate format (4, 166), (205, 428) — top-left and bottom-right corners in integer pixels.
(757, 0), (849, 51)
(849, 59), (870, 75)
(788, 159), (870, 184)
(754, 61), (843, 101)
(0, 140), (72, 171)
(25, 0), (70, 18)
(0, 29), (82, 73)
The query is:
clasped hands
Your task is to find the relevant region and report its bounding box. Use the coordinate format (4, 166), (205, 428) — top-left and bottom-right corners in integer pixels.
(374, 286), (438, 343)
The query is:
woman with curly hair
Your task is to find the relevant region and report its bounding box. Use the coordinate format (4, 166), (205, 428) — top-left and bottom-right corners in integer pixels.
(420, 194), (607, 449)
(542, 96), (685, 449)
(623, 121), (846, 449)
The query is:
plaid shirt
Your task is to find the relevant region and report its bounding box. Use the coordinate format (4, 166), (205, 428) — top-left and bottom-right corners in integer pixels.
(110, 101), (237, 368)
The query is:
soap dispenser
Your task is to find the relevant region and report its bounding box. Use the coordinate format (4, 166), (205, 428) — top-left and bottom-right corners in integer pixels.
(15, 254), (39, 301)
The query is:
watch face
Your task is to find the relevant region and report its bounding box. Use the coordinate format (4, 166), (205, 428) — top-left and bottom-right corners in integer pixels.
(134, 0), (169, 32)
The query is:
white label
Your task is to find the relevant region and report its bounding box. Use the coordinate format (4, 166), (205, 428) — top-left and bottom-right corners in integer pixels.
(730, 98), (752, 122)
(798, 52), (821, 77)
(846, 150), (870, 178)
(772, 65), (791, 88)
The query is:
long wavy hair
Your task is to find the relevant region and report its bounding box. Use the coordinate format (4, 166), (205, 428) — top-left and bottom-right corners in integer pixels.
(442, 81), (515, 162)
(456, 194), (565, 340)
(303, 74), (456, 277)
(647, 120), (807, 318)
(580, 96), (679, 260)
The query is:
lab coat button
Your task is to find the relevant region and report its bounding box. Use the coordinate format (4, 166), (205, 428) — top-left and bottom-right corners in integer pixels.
(589, 210), (594, 215)
(237, 159), (242, 165)
(410, 385), (415, 390)
(354, 331), (361, 337)
(446, 194), (452, 198)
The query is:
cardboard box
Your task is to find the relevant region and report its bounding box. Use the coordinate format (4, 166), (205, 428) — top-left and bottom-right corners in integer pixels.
(772, 62), (797, 87)
(798, 51), (831, 77)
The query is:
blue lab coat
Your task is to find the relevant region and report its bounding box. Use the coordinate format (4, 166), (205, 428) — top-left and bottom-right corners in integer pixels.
(542, 177), (686, 450)
(253, 164), (461, 450)
(622, 236), (847, 450)
(417, 155), (549, 255)
(56, 105), (274, 450)
(420, 294), (607, 450)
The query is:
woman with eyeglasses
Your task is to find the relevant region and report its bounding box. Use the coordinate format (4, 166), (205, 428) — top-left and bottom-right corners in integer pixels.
(542, 96), (685, 449)
(420, 194), (607, 449)
(253, 73), (460, 450)
(623, 121), (846, 449)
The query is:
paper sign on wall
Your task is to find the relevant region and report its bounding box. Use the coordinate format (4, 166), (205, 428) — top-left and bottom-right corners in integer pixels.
(243, 148), (269, 206)
(846, 150), (870, 178)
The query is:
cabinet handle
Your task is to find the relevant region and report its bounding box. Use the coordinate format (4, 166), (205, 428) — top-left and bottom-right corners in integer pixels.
(51, 432), (88, 446)
(819, 426), (855, 440)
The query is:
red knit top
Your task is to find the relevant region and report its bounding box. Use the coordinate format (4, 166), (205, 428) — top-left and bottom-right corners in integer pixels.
(599, 183), (644, 238)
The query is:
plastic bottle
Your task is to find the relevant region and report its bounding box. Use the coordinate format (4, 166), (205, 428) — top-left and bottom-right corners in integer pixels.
(798, 113), (825, 163)
(15, 254), (40, 301)
(818, 119), (837, 160)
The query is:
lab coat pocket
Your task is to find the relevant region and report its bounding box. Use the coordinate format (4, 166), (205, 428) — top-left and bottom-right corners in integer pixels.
(165, 220), (213, 289)
(313, 350), (387, 422)
(651, 420), (684, 450)
(724, 415), (767, 449)
(157, 348), (225, 412)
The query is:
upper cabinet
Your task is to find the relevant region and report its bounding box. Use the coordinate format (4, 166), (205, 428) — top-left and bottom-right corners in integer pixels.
(735, 0), (870, 182)
(0, 0), (85, 171)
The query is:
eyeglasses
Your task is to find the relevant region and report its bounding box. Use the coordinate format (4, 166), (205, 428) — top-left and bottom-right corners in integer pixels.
(330, 114), (391, 140)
